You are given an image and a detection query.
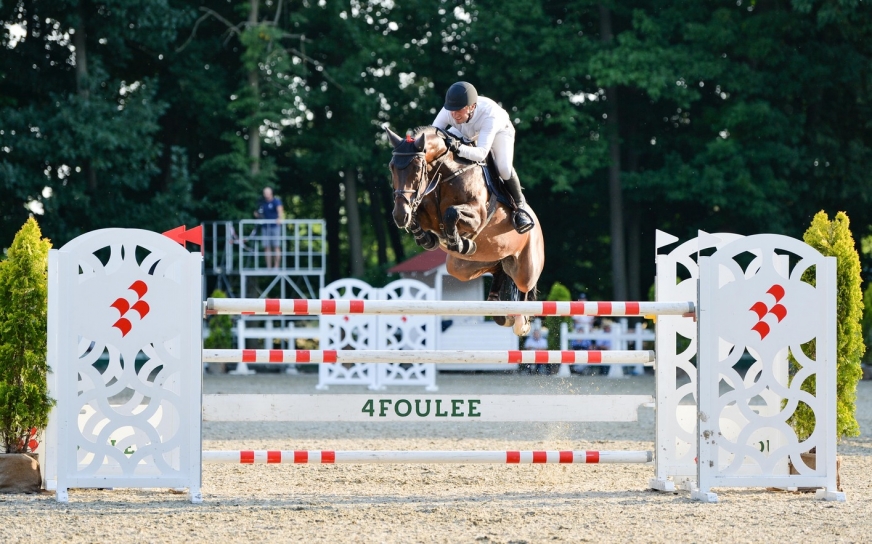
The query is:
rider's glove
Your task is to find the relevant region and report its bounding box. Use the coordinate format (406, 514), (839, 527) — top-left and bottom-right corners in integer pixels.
(444, 138), (462, 155)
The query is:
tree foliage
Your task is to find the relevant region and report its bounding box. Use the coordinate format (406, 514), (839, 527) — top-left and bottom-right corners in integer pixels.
(203, 289), (234, 349)
(2, 0), (872, 302)
(543, 281), (572, 351)
(0, 218), (54, 453)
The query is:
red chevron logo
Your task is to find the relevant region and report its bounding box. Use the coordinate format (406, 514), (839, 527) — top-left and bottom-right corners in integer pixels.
(111, 281), (150, 337)
(749, 284), (787, 340)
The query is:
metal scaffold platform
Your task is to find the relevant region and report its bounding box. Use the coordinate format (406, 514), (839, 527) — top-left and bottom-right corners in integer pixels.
(202, 219), (326, 374)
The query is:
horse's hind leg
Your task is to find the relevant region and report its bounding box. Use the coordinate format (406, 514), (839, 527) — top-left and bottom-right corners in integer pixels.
(492, 269), (523, 328)
(487, 267), (506, 301)
(512, 289), (534, 336)
(489, 268), (512, 327)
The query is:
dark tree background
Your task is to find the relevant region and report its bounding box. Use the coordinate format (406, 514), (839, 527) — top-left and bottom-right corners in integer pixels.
(3, 0), (872, 300)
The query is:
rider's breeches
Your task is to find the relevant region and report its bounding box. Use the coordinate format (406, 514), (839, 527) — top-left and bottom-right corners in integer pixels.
(491, 131), (515, 180)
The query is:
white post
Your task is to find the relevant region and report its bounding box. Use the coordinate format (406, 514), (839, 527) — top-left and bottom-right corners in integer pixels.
(557, 322), (571, 377)
(631, 323), (645, 376)
(230, 313), (256, 375)
(606, 320), (625, 378)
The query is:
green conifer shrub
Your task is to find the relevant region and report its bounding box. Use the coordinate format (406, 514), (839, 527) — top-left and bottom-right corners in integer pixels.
(790, 211), (864, 441)
(543, 282), (572, 351)
(204, 289), (234, 349)
(0, 218), (55, 453)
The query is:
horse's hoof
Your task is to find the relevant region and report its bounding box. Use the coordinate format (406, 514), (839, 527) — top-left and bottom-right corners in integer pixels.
(461, 238), (476, 255)
(417, 233), (439, 251)
(493, 315), (515, 328)
(513, 316), (531, 337)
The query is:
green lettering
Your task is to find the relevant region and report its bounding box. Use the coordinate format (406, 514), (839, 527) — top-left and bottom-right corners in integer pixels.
(451, 399), (465, 417)
(468, 399), (481, 417)
(362, 399), (375, 417)
(395, 399), (412, 417)
(415, 399), (431, 417)
(379, 399), (392, 417)
(435, 399), (448, 417)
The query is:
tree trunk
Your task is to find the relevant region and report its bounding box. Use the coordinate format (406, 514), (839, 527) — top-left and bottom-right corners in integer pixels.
(247, 0), (260, 176)
(323, 179), (342, 280)
(367, 181), (388, 266)
(626, 200), (641, 301)
(626, 127), (641, 302)
(600, 4), (627, 301)
(74, 1), (97, 192)
(344, 168), (364, 277)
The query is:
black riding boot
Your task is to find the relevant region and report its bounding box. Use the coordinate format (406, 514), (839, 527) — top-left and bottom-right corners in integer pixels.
(504, 168), (535, 234)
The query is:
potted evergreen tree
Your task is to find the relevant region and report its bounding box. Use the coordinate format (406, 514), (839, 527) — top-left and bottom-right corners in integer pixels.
(204, 289), (234, 374)
(539, 282), (572, 375)
(0, 218), (54, 493)
(788, 211), (864, 489)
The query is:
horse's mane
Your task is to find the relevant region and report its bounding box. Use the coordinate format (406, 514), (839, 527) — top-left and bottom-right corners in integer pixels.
(391, 126), (440, 167)
(408, 125), (475, 165)
(392, 125), (471, 166)
(409, 125), (438, 138)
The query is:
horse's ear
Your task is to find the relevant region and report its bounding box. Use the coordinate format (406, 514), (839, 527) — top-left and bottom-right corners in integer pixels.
(414, 133), (426, 151)
(385, 127), (403, 148)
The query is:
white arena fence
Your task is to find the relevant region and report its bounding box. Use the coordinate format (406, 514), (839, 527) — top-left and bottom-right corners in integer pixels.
(43, 227), (845, 504)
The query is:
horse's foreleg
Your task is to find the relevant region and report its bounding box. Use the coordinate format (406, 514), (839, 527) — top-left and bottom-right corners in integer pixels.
(409, 217), (438, 251)
(443, 206), (476, 255)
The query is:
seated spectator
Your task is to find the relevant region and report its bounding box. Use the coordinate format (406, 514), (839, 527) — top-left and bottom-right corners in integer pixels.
(572, 293), (595, 333)
(522, 328), (549, 375)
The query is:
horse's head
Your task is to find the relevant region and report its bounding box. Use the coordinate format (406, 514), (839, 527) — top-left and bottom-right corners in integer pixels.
(386, 127), (446, 229)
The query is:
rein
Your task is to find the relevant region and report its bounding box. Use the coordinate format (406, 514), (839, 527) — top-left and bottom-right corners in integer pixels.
(391, 147), (478, 216)
(391, 136), (496, 247)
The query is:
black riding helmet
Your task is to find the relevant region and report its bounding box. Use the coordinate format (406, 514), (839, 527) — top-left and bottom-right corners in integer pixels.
(444, 82), (478, 111)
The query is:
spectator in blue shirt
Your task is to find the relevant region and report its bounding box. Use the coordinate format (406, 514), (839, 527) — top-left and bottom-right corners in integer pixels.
(255, 187), (284, 268)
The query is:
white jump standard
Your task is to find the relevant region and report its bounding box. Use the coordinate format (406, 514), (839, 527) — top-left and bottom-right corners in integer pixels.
(45, 227), (846, 504)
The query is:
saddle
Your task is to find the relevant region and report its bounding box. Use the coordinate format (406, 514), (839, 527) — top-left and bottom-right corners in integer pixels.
(441, 129), (514, 209)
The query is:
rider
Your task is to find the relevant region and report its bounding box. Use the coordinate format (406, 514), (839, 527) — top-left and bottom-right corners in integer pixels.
(432, 82), (535, 234)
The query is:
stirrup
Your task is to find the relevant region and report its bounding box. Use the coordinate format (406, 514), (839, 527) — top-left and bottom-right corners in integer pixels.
(512, 208), (535, 234)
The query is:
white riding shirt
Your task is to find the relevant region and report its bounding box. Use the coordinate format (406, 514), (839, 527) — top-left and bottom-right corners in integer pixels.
(432, 96), (516, 178)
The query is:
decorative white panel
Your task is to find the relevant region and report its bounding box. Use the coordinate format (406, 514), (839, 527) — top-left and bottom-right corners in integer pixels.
(694, 234), (842, 502)
(47, 229), (202, 503)
(375, 279), (438, 391)
(651, 231), (741, 491)
(316, 278), (438, 390)
(316, 279), (377, 389)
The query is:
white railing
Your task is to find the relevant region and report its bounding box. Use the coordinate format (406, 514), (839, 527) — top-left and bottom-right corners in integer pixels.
(558, 319), (655, 378)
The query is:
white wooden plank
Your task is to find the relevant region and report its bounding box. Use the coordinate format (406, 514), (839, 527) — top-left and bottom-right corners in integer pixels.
(202, 394), (654, 423)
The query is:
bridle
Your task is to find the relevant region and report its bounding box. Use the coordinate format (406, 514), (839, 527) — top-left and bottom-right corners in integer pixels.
(390, 150), (444, 215)
(390, 130), (482, 216)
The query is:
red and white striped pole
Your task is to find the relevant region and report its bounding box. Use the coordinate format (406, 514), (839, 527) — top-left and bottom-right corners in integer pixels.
(202, 450), (653, 464)
(205, 298), (694, 318)
(202, 349), (655, 365)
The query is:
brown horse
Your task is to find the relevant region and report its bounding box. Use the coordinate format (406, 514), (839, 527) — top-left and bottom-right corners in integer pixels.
(386, 126), (545, 336)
